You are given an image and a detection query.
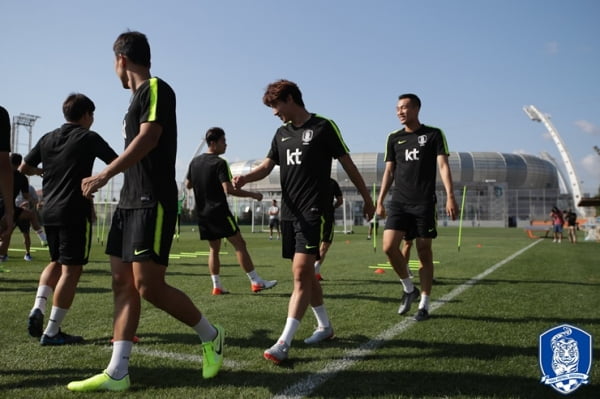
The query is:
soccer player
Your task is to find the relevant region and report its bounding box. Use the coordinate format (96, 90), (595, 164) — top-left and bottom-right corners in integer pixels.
(185, 127), (277, 295)
(0, 106), (13, 245)
(313, 178), (343, 281)
(233, 79), (375, 364)
(15, 184), (43, 261)
(0, 153), (48, 262)
(376, 93), (457, 322)
(268, 199), (280, 240)
(68, 31), (224, 392)
(20, 93), (118, 345)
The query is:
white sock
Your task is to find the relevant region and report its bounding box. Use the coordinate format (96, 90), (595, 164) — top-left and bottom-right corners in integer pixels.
(400, 277), (414, 293)
(311, 305), (330, 329)
(246, 269), (260, 284)
(36, 229), (47, 242)
(419, 294), (430, 310)
(314, 261), (321, 274)
(193, 317), (217, 342)
(210, 275), (221, 289)
(33, 285), (53, 314)
(278, 317), (300, 346)
(107, 340), (133, 380)
(44, 306), (68, 337)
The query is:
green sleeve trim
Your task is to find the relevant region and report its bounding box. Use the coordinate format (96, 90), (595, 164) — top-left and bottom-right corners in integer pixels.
(148, 78), (158, 122)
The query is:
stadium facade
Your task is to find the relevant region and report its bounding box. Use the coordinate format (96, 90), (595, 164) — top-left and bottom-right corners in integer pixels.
(226, 152), (570, 228)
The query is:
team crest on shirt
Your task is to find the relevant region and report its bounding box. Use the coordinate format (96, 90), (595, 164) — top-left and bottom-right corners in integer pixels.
(302, 129), (314, 145)
(417, 135), (427, 146)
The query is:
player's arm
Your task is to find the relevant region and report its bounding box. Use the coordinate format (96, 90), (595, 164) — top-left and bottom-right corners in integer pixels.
(438, 154), (457, 220)
(233, 158), (275, 189)
(18, 162), (43, 176)
(376, 161), (395, 219)
(334, 194), (343, 209)
(338, 154), (374, 220)
(82, 121), (161, 197)
(222, 182), (263, 201)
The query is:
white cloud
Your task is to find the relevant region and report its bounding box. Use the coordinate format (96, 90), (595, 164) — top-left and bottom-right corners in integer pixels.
(545, 41), (559, 55)
(574, 120), (600, 136)
(581, 154), (600, 178)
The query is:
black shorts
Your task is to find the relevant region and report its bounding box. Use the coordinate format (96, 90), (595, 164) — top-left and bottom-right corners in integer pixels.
(106, 204), (176, 266)
(321, 211), (335, 243)
(198, 209), (239, 241)
(269, 217), (280, 229)
(281, 211), (322, 260)
(384, 201), (438, 239)
(16, 218), (31, 233)
(46, 218), (92, 266)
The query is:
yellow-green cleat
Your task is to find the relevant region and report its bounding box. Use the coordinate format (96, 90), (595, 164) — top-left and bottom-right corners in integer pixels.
(67, 370), (130, 392)
(202, 324), (224, 379)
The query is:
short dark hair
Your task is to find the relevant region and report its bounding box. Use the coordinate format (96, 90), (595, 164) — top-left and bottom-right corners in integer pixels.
(205, 127), (225, 144)
(0, 106), (10, 138)
(63, 93), (95, 122)
(398, 93), (421, 109)
(113, 31), (151, 68)
(263, 79), (304, 107)
(10, 152), (22, 166)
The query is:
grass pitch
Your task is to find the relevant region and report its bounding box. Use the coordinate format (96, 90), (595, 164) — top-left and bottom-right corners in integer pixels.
(1, 225), (598, 398)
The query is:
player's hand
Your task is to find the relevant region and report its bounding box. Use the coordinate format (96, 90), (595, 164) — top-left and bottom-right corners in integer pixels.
(446, 197), (458, 220)
(363, 199), (375, 221)
(232, 175), (245, 189)
(376, 202), (386, 219)
(254, 192), (263, 202)
(81, 173), (108, 198)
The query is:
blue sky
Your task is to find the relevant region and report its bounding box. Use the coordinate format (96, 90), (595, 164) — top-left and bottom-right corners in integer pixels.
(2, 0), (599, 195)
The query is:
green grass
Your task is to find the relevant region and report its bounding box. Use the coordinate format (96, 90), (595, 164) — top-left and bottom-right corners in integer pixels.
(1, 225), (599, 398)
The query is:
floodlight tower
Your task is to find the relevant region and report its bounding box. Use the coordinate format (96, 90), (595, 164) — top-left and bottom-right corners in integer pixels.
(523, 105), (586, 215)
(11, 113), (40, 153)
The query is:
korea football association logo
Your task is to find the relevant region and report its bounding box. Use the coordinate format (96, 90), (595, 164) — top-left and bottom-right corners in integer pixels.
(302, 129), (313, 145)
(539, 324), (592, 395)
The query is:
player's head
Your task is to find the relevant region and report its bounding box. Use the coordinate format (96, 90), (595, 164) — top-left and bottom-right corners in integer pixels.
(263, 79), (304, 108)
(0, 106), (10, 139)
(113, 31), (151, 68)
(396, 93), (421, 126)
(398, 93), (421, 109)
(10, 152), (22, 167)
(63, 93), (95, 126)
(205, 127), (226, 154)
(272, 199), (277, 205)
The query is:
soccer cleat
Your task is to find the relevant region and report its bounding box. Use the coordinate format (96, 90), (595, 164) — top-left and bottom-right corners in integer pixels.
(40, 329), (84, 346)
(28, 309), (44, 338)
(315, 273), (324, 281)
(67, 370), (130, 392)
(40, 240), (48, 247)
(202, 324), (224, 379)
(251, 279), (277, 293)
(211, 287), (230, 295)
(398, 287), (420, 315)
(0, 255), (8, 262)
(24, 253), (32, 261)
(304, 326), (335, 344)
(263, 340), (289, 364)
(414, 308), (430, 322)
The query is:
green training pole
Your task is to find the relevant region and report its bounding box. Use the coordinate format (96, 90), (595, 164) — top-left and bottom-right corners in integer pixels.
(372, 182), (377, 252)
(457, 185), (467, 252)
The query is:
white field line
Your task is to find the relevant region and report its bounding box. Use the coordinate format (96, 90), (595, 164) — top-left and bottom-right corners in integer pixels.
(272, 239), (543, 399)
(104, 346), (246, 369)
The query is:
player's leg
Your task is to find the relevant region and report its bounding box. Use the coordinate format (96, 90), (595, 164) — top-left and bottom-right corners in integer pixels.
(227, 231), (277, 292)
